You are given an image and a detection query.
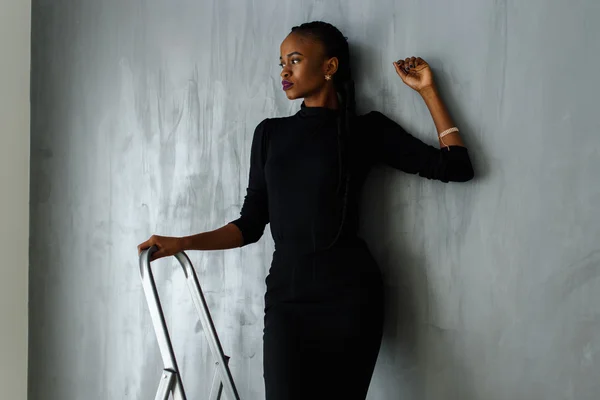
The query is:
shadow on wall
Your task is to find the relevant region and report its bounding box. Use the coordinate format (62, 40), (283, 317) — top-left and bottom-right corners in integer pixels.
(361, 167), (480, 399)
(355, 44), (486, 398)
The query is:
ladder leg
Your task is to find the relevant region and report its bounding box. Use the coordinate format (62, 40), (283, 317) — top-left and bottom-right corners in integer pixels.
(208, 356), (230, 400)
(140, 247), (239, 400)
(176, 252), (240, 400)
(140, 248), (188, 400)
(208, 366), (223, 400)
(155, 370), (176, 400)
(171, 377), (187, 400)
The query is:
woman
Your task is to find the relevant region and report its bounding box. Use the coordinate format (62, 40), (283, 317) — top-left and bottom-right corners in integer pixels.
(138, 21), (473, 400)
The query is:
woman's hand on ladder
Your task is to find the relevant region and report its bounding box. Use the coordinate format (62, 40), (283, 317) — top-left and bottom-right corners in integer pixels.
(137, 235), (184, 261)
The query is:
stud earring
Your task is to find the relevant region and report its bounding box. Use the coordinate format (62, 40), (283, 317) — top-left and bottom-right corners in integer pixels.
(325, 74), (332, 81)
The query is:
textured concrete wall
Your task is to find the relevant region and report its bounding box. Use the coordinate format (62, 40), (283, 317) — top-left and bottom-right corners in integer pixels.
(30, 0), (600, 399)
(0, 0), (31, 398)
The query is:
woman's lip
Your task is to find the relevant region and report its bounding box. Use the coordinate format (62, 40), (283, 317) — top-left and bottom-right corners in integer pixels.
(282, 82), (294, 90)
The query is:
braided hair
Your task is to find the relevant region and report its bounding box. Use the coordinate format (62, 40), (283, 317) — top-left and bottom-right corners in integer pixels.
(290, 21), (356, 249)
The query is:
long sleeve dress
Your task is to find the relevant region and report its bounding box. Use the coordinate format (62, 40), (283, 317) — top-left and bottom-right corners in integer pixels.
(229, 101), (474, 400)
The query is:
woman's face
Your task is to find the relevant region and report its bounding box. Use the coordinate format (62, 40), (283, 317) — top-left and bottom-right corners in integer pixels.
(279, 32), (337, 100)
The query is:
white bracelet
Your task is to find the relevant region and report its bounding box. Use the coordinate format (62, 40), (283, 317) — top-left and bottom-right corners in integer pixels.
(439, 127), (459, 138)
(438, 127), (459, 149)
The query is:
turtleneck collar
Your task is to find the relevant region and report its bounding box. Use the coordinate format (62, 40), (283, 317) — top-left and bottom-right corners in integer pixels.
(297, 100), (341, 117)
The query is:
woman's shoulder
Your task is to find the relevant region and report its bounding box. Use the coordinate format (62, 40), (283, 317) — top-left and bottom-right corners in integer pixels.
(357, 109), (389, 121)
(354, 110), (393, 132)
(251, 115), (297, 141)
(255, 114), (299, 134)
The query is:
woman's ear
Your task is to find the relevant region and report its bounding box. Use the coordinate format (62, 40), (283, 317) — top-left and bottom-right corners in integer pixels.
(325, 56), (339, 76)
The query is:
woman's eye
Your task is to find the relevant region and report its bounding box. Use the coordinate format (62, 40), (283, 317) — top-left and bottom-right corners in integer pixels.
(279, 59), (300, 68)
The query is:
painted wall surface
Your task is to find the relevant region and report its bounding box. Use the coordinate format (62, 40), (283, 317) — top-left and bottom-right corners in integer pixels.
(0, 0), (31, 399)
(30, 1), (600, 399)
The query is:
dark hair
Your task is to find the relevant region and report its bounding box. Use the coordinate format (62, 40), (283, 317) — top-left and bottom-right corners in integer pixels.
(290, 21), (355, 249)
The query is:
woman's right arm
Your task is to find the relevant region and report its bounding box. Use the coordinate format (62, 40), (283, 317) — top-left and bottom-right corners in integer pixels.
(227, 118), (270, 245)
(137, 224), (242, 261)
(138, 119), (270, 261)
(170, 115), (273, 253)
(181, 223), (243, 251)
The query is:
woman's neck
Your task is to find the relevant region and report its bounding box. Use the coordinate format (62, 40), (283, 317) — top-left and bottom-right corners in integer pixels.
(303, 87), (339, 110)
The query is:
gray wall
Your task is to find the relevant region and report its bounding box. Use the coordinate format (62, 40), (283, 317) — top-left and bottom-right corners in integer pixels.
(29, 0), (600, 399)
(1, 0), (31, 399)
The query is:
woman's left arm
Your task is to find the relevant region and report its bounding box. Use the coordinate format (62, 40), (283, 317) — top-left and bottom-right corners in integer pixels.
(368, 56), (474, 182)
(394, 56), (465, 148)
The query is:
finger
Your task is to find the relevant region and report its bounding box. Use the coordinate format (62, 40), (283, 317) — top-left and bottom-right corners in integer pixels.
(139, 235), (160, 254)
(137, 239), (152, 254)
(394, 61), (408, 79)
(410, 56), (416, 67)
(150, 248), (166, 262)
(394, 60), (405, 78)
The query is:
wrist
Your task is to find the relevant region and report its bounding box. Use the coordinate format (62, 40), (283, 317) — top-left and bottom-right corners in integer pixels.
(178, 236), (190, 252)
(418, 84), (438, 99)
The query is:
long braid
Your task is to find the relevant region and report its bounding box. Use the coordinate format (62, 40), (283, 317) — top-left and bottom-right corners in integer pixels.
(324, 79), (355, 249)
(290, 22), (355, 249)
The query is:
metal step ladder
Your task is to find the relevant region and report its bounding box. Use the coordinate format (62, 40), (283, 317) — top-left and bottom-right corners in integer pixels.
(139, 246), (241, 400)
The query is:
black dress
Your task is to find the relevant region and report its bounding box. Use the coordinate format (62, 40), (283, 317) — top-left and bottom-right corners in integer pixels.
(230, 101), (474, 399)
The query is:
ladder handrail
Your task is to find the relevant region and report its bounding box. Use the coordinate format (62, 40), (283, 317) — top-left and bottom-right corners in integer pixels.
(139, 246), (240, 400)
